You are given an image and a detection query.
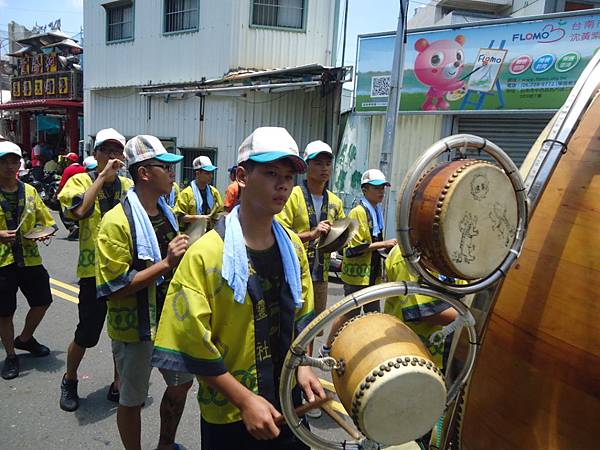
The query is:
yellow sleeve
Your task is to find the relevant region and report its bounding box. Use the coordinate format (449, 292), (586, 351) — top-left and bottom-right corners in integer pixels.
(173, 187), (195, 216)
(153, 249), (227, 376)
(58, 174), (89, 220)
(33, 190), (56, 229)
(211, 186), (224, 215)
(345, 207), (371, 251)
(95, 210), (134, 298)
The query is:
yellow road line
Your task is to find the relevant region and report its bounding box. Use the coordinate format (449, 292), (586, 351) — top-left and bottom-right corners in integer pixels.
(51, 288), (79, 304)
(50, 278), (79, 294)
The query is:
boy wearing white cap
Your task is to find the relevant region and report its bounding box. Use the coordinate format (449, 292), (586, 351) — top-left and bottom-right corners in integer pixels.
(277, 140), (345, 328)
(174, 155), (223, 230)
(95, 135), (193, 450)
(0, 141), (57, 380)
(321, 169), (397, 354)
(58, 128), (132, 412)
(152, 127), (323, 449)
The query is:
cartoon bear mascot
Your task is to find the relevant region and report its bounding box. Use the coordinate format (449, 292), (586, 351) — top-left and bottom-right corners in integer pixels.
(413, 35), (465, 111)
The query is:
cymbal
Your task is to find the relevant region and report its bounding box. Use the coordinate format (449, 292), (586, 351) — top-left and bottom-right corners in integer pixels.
(317, 218), (358, 254)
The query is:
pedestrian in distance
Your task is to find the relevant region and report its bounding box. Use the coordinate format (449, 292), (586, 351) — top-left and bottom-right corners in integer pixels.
(173, 155), (223, 231)
(152, 126), (325, 450)
(223, 165), (240, 212)
(58, 128), (133, 411)
(0, 140), (57, 380)
(320, 169), (397, 356)
(96, 135), (193, 450)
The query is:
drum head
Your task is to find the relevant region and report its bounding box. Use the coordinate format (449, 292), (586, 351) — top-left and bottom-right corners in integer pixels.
(23, 226), (56, 241)
(441, 162), (518, 279)
(357, 359), (447, 445)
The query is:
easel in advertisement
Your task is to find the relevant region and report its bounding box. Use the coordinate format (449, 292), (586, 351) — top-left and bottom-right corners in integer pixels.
(460, 39), (506, 110)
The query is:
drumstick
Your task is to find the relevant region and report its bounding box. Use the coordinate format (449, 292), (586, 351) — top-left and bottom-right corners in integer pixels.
(274, 394), (334, 425)
(321, 401), (362, 440)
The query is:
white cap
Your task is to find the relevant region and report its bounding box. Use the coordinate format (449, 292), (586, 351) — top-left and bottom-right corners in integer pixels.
(193, 155), (217, 172)
(124, 135), (184, 166)
(0, 141), (22, 159)
(361, 169), (390, 186)
(237, 127), (306, 173)
(304, 140), (333, 161)
(94, 128), (126, 149)
(83, 155), (98, 170)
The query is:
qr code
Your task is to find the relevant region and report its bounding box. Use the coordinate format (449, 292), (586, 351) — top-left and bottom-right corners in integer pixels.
(371, 75), (390, 97)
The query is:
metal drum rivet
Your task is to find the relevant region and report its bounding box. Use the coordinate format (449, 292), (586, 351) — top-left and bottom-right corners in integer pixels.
(378, 370), (384, 377)
(379, 365), (386, 371)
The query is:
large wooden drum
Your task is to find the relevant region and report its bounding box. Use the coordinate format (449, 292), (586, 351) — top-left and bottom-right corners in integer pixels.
(410, 159), (518, 280)
(330, 313), (446, 445)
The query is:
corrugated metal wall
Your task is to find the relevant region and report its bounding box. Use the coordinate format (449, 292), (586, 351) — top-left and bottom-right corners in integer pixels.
(229, 1), (334, 69)
(368, 114), (446, 237)
(86, 88), (327, 192)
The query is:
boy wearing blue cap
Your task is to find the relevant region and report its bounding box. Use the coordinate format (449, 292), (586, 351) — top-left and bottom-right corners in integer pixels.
(152, 127), (324, 449)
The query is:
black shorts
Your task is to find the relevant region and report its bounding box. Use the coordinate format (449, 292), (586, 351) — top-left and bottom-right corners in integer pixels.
(200, 389), (308, 450)
(343, 283), (380, 316)
(73, 277), (108, 348)
(0, 264), (53, 317)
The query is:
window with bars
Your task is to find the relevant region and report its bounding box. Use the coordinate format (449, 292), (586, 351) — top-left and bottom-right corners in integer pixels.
(251, 0), (305, 30)
(105, 1), (134, 43)
(164, 0), (199, 33)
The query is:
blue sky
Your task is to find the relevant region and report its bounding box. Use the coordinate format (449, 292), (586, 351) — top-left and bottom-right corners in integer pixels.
(0, 0), (83, 37)
(0, 0), (416, 64)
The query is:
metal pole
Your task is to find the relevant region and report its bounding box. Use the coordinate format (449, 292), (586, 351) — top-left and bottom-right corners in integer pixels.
(380, 0), (408, 235)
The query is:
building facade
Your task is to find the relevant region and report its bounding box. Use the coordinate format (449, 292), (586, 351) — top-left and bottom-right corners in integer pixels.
(84, 0), (347, 190)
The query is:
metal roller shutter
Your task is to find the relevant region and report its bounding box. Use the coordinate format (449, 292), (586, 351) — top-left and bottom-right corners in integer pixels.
(455, 115), (552, 167)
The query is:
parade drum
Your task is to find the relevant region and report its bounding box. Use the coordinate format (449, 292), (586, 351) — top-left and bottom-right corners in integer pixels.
(23, 226), (57, 242)
(410, 159), (518, 280)
(330, 313), (446, 445)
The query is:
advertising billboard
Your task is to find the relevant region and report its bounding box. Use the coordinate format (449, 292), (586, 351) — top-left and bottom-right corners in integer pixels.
(355, 11), (600, 113)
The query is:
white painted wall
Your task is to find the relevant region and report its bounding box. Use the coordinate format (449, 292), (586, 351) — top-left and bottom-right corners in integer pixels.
(84, 0), (336, 90)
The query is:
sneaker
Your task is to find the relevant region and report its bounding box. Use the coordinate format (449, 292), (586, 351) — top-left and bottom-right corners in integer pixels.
(60, 376), (79, 412)
(106, 382), (120, 403)
(14, 336), (50, 357)
(318, 345), (331, 358)
(1, 355), (19, 380)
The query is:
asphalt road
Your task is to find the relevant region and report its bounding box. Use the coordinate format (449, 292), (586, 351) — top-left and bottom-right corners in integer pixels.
(0, 212), (353, 450)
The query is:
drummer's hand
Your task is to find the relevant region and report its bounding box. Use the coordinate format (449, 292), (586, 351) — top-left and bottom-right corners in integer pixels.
(165, 234), (189, 268)
(0, 229), (17, 244)
(312, 220), (332, 240)
(98, 158), (124, 179)
(190, 214), (210, 221)
(239, 394), (281, 440)
(297, 366), (326, 402)
(383, 238), (397, 249)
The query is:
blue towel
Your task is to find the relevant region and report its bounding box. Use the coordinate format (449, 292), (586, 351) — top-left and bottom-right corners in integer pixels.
(126, 189), (179, 284)
(222, 205), (303, 308)
(166, 186), (176, 207)
(361, 197), (384, 237)
(191, 180), (214, 215)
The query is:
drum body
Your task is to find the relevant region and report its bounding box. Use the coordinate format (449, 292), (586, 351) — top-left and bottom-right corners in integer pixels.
(459, 92), (600, 449)
(330, 313), (446, 445)
(410, 160), (518, 280)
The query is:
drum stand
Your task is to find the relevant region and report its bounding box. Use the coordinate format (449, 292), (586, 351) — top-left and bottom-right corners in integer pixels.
(280, 134), (529, 449)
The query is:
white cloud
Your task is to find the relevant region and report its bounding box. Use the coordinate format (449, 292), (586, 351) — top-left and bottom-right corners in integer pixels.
(70, 0), (84, 9)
